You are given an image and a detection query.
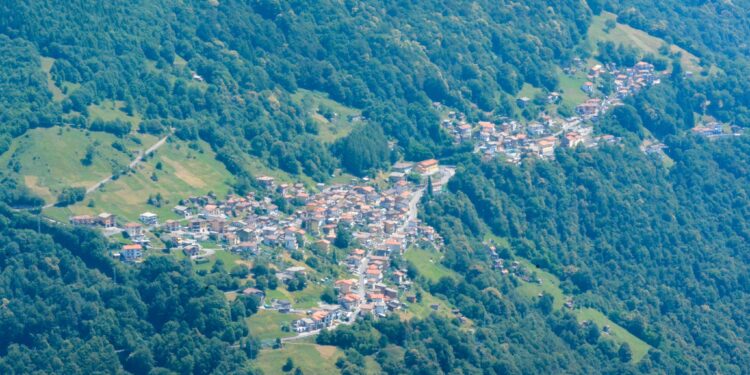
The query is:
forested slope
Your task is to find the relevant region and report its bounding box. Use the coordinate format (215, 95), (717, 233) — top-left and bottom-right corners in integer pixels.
(0, 0), (592, 180)
(0, 205), (260, 374)
(422, 135), (750, 373)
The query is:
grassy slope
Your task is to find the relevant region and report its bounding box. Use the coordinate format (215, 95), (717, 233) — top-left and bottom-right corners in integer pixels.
(246, 310), (304, 341)
(255, 342), (343, 375)
(290, 89), (360, 144)
(577, 308), (651, 362)
(87, 100), (142, 127)
(588, 12), (703, 74)
(51, 139), (233, 222)
(400, 247), (468, 324)
(403, 247), (460, 283)
(515, 258), (567, 310)
(557, 67), (591, 108)
(0, 127), (153, 203)
(193, 249), (243, 272)
(265, 284), (326, 310)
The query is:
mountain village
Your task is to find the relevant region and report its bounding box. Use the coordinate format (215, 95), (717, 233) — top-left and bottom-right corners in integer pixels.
(69, 159), (456, 338)
(62, 60), (742, 344)
(441, 59), (739, 164)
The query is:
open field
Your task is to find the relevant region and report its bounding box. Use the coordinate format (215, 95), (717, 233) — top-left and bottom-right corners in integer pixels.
(514, 258), (567, 310)
(588, 12), (703, 74)
(265, 284), (326, 309)
(57, 139), (233, 222)
(577, 308), (651, 363)
(290, 89), (361, 143)
(193, 249), (243, 272)
(246, 310), (303, 341)
(87, 100), (142, 127)
(0, 127), (154, 204)
(399, 287), (459, 322)
(403, 247), (459, 283)
(557, 68), (591, 108)
(256, 342), (343, 374)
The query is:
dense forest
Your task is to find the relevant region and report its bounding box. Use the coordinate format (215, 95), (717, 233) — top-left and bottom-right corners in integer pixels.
(420, 134), (750, 373)
(1, 0), (750, 374)
(0, 0), (593, 183)
(0, 204), (262, 374)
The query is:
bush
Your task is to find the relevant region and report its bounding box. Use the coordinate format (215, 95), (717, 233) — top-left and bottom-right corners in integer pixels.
(56, 186), (86, 207)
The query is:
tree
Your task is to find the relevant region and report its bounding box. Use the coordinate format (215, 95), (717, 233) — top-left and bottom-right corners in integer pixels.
(56, 186), (86, 207)
(321, 287), (337, 304)
(333, 124), (389, 177)
(282, 358), (294, 372)
(618, 343), (633, 363)
(335, 223), (353, 249)
(586, 323), (601, 344)
(537, 293), (554, 315)
(81, 144), (95, 166)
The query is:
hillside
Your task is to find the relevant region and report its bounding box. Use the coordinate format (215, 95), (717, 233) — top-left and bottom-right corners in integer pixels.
(1, 1), (750, 375)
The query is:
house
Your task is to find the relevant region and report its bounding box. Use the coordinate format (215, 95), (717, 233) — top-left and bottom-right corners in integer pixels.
(257, 176), (275, 189)
(173, 205), (191, 218)
(563, 132), (585, 148)
(415, 159), (439, 175)
(283, 227), (300, 250)
(366, 266), (383, 284)
(384, 238), (404, 254)
(124, 222), (144, 237)
(339, 293), (362, 311)
(537, 137), (556, 158)
(139, 212), (158, 226)
(581, 81), (594, 93)
(293, 318), (316, 333)
(367, 292), (385, 304)
(121, 244), (143, 262)
(233, 241), (259, 254)
(275, 299), (292, 313)
(201, 204), (222, 219)
(164, 219), (181, 232)
(313, 239), (331, 253)
(182, 244), (200, 257)
(190, 219), (208, 234)
(389, 172), (406, 182)
(70, 215), (96, 226)
(458, 123), (473, 139)
(335, 279), (357, 294)
(224, 232), (240, 247)
(392, 162), (413, 174)
(516, 97), (531, 108)
(97, 213), (116, 228)
(310, 310), (330, 329)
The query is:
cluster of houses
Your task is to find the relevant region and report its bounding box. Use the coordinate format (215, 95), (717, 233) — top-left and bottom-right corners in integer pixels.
(575, 61), (660, 119)
(73, 161), (447, 330)
(441, 61), (664, 164)
(691, 122), (742, 139)
(442, 112), (618, 163)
